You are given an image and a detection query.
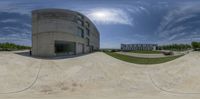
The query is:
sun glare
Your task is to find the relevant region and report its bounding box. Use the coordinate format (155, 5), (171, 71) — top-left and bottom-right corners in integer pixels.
(88, 9), (132, 25)
(94, 12), (107, 17)
(92, 11), (108, 19)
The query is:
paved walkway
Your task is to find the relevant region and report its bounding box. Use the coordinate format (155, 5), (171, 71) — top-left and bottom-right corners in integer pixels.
(0, 51), (199, 99)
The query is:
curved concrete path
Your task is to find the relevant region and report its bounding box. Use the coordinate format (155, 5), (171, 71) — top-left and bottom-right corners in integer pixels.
(0, 51), (199, 99)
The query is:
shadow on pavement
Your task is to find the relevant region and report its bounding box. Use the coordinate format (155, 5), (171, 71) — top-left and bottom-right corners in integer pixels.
(15, 51), (95, 60)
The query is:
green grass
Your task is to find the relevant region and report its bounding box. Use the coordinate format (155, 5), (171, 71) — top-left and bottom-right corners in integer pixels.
(105, 52), (182, 64)
(130, 50), (161, 54)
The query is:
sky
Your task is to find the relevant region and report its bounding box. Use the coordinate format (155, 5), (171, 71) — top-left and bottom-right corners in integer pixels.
(0, 0), (200, 48)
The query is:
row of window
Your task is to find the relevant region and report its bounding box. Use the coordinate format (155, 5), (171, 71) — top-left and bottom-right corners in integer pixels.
(76, 14), (96, 46)
(77, 19), (90, 27)
(76, 13), (90, 27)
(77, 27), (90, 37)
(77, 27), (99, 39)
(76, 14), (90, 38)
(122, 44), (157, 47)
(77, 27), (90, 46)
(121, 47), (154, 50)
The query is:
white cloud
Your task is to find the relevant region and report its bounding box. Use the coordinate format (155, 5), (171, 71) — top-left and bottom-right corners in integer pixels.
(2, 27), (19, 30)
(0, 19), (18, 23)
(85, 8), (134, 26)
(0, 1), (34, 14)
(155, 2), (200, 43)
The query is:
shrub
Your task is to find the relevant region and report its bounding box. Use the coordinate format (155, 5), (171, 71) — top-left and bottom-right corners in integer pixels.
(192, 42), (200, 51)
(0, 42), (31, 51)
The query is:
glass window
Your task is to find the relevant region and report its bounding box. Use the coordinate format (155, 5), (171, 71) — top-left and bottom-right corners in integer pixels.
(86, 38), (90, 46)
(77, 27), (84, 38)
(86, 28), (90, 36)
(77, 20), (84, 26)
(77, 14), (84, 19)
(55, 41), (75, 55)
(85, 22), (90, 27)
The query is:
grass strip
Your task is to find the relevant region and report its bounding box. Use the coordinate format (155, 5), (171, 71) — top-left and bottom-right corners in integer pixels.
(105, 52), (182, 64)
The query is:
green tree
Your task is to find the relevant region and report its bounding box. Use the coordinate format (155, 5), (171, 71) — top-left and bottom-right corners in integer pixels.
(192, 42), (200, 51)
(159, 44), (191, 51)
(0, 42), (31, 51)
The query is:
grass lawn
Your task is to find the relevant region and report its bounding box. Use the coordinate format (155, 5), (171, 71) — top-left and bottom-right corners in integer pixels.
(130, 50), (161, 54)
(105, 52), (182, 64)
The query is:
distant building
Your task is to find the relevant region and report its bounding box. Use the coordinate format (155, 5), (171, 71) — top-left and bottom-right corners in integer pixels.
(121, 44), (158, 51)
(32, 9), (100, 57)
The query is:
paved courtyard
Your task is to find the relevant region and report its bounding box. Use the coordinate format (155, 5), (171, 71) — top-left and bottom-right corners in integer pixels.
(0, 51), (200, 99)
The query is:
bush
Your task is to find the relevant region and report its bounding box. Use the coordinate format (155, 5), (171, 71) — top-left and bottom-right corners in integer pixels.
(192, 42), (200, 51)
(0, 42), (31, 51)
(111, 50), (117, 52)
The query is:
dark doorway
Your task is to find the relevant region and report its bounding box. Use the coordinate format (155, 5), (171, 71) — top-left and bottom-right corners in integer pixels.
(55, 41), (76, 56)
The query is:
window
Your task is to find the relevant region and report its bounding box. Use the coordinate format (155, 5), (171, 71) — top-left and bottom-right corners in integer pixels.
(77, 27), (84, 38)
(55, 41), (75, 55)
(86, 38), (90, 46)
(85, 22), (90, 27)
(86, 28), (90, 36)
(77, 14), (84, 19)
(77, 20), (84, 26)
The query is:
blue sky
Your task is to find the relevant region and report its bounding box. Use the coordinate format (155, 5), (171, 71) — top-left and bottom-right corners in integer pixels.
(0, 0), (200, 48)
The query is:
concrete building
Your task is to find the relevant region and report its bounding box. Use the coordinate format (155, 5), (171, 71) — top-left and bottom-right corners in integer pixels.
(32, 9), (100, 57)
(121, 44), (157, 51)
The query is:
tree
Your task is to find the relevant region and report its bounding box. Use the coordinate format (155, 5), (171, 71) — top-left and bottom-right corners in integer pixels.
(0, 42), (31, 51)
(159, 44), (191, 51)
(192, 42), (200, 51)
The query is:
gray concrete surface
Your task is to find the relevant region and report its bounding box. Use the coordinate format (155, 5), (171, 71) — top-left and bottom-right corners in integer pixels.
(32, 9), (100, 57)
(0, 51), (200, 99)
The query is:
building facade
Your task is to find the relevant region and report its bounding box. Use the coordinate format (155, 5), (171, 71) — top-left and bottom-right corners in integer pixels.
(121, 44), (157, 51)
(32, 9), (100, 57)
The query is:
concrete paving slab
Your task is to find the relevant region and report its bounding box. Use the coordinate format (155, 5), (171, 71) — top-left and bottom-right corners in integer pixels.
(0, 51), (199, 99)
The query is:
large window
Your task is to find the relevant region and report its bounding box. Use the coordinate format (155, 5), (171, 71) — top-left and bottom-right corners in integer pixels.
(77, 27), (84, 38)
(55, 41), (75, 55)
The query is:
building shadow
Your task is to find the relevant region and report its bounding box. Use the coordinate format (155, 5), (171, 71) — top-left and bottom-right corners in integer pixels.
(15, 51), (95, 60)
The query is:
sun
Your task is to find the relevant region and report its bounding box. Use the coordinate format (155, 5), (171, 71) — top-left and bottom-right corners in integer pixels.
(92, 11), (108, 18)
(88, 10), (116, 23)
(87, 9), (132, 25)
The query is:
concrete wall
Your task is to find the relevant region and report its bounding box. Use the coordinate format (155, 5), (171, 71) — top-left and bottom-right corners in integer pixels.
(32, 9), (100, 57)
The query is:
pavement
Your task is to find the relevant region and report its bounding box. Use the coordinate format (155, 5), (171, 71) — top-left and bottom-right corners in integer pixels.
(0, 51), (200, 99)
